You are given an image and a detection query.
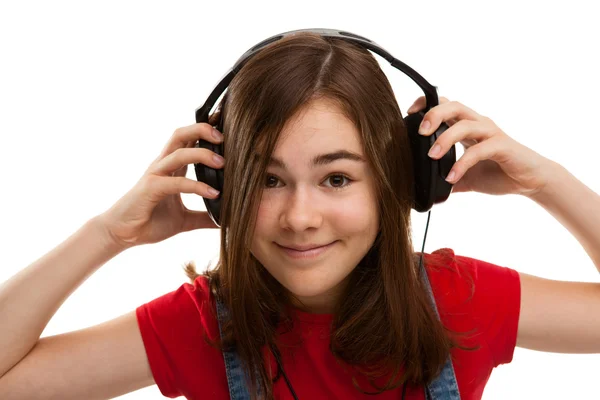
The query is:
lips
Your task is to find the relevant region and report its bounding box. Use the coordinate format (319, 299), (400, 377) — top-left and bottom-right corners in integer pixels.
(277, 242), (333, 251)
(276, 241), (338, 260)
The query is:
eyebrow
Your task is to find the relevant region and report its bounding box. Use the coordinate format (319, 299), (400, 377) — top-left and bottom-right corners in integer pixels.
(266, 150), (366, 170)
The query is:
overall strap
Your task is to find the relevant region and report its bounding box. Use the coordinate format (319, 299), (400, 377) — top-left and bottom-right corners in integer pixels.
(420, 261), (461, 400)
(215, 297), (257, 400)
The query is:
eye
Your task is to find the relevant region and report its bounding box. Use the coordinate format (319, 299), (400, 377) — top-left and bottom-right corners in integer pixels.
(324, 174), (353, 190)
(264, 174), (354, 191)
(265, 175), (279, 188)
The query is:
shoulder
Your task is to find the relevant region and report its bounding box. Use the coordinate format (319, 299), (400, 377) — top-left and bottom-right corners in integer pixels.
(422, 248), (520, 310)
(135, 275), (227, 397)
(421, 248), (521, 367)
(136, 275), (220, 342)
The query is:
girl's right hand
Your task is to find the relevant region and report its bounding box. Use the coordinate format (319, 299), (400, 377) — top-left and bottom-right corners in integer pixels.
(98, 123), (225, 249)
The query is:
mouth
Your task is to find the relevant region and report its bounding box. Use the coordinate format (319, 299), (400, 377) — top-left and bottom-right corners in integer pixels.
(277, 243), (333, 251)
(275, 241), (338, 260)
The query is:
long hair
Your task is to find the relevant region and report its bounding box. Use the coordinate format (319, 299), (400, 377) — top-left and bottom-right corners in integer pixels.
(183, 32), (476, 399)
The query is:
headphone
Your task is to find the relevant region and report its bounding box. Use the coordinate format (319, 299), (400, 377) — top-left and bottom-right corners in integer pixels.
(193, 27), (456, 228)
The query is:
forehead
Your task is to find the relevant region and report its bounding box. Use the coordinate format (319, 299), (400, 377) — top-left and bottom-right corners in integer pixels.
(277, 98), (362, 151)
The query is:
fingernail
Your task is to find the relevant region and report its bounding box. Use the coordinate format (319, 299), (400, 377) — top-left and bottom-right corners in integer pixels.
(212, 128), (224, 141)
(213, 154), (224, 165)
(207, 187), (220, 196)
(428, 144), (441, 158)
(419, 120), (430, 135)
(446, 170), (456, 182)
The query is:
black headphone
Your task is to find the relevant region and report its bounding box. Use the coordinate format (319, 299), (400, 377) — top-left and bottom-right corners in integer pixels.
(194, 28), (456, 228)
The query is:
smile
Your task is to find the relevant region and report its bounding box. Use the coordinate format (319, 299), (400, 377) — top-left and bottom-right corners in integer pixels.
(275, 241), (338, 260)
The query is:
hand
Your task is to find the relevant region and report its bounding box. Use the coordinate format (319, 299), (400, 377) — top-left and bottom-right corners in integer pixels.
(98, 123), (225, 249)
(406, 96), (554, 198)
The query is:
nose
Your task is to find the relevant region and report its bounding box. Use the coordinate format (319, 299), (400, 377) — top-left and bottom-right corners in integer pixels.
(279, 186), (323, 232)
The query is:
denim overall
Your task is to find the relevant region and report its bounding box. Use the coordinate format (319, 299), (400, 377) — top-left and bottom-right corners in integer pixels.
(215, 263), (461, 400)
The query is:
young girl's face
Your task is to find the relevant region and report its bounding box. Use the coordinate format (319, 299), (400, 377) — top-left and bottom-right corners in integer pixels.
(250, 98), (380, 314)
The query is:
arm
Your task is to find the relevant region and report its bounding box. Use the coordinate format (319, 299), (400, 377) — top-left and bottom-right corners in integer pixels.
(0, 217), (155, 398)
(0, 310), (154, 399)
(528, 161), (600, 271)
(517, 161), (600, 353)
(0, 216), (126, 377)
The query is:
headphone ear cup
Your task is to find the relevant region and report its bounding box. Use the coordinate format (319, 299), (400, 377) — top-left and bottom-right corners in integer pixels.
(404, 111), (456, 212)
(194, 126), (224, 227)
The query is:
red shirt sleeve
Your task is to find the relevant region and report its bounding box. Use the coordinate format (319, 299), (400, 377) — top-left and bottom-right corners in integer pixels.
(135, 276), (225, 398)
(461, 254), (521, 366)
(426, 248), (521, 368)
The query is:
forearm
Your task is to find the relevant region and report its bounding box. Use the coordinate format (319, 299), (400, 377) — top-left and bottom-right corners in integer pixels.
(529, 161), (600, 271)
(0, 216), (127, 378)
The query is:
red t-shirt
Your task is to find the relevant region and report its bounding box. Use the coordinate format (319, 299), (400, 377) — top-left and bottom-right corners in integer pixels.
(136, 248), (521, 399)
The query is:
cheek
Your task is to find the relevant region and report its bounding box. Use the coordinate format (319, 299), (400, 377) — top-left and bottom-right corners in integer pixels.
(255, 197), (277, 226)
(331, 195), (379, 232)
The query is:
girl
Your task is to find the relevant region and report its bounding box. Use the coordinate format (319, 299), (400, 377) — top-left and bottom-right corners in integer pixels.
(1, 32), (599, 400)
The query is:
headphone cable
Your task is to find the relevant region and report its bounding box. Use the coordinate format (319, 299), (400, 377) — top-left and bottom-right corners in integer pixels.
(270, 343), (300, 400)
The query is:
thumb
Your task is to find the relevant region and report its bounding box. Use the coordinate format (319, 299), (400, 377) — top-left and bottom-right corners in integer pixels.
(449, 177), (470, 193)
(181, 210), (219, 232)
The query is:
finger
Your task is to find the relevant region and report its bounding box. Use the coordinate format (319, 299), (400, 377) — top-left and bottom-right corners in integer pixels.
(406, 96), (450, 114)
(150, 147), (224, 177)
(418, 101), (483, 136)
(459, 138), (479, 150)
(171, 140), (197, 177)
(158, 123), (223, 161)
(172, 163), (188, 178)
(426, 120), (495, 160)
(146, 175), (220, 201)
(444, 138), (501, 184)
(406, 96), (425, 114)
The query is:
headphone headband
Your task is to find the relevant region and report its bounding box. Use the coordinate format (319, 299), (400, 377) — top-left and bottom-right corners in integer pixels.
(196, 28), (439, 124)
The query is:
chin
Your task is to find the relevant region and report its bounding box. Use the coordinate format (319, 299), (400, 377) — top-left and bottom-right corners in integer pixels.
(281, 270), (349, 299)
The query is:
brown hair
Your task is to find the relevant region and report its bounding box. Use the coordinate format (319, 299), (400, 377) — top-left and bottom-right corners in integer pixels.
(183, 32), (476, 399)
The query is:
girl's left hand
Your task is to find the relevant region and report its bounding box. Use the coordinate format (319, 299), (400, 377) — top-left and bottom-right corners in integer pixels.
(406, 96), (554, 198)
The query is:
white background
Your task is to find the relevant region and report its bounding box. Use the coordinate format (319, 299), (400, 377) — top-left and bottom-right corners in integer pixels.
(1, 1), (599, 398)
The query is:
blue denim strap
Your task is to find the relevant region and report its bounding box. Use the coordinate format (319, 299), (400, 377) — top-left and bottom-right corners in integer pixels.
(216, 260), (460, 399)
(420, 260), (461, 400)
(215, 298), (257, 400)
